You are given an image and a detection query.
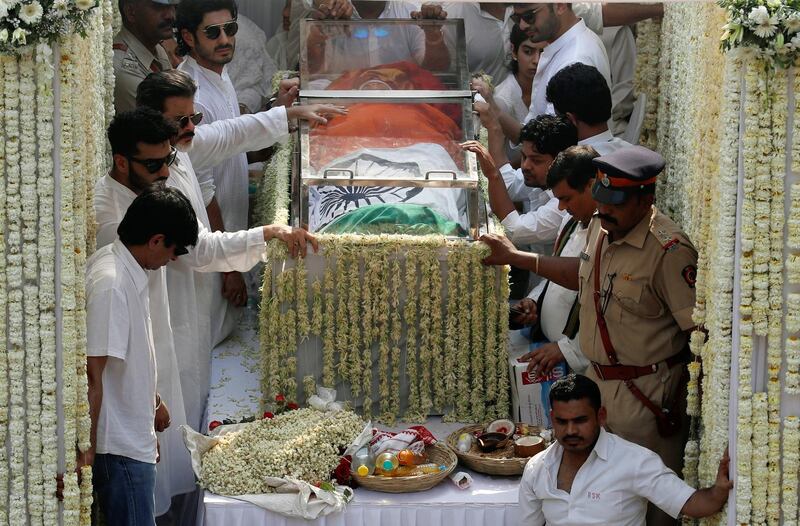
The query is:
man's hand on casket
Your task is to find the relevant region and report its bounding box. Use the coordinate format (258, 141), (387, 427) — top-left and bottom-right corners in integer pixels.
(312, 0), (353, 20)
(286, 104), (347, 125)
(265, 225), (319, 258)
(412, 3), (447, 20)
(460, 140), (500, 181)
(479, 233), (523, 267)
(275, 78), (300, 108)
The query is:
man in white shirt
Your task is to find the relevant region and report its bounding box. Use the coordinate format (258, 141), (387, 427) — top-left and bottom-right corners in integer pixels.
(602, 25), (638, 137)
(114, 0), (178, 113)
(514, 146), (601, 375)
(513, 3), (610, 123)
(85, 187), (199, 526)
(226, 14), (278, 114)
(546, 62), (631, 155)
(464, 114), (576, 248)
(176, 0), (256, 344)
(519, 373), (731, 526)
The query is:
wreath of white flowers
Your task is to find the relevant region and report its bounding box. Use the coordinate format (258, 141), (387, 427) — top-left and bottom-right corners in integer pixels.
(719, 0), (800, 68)
(0, 0), (98, 55)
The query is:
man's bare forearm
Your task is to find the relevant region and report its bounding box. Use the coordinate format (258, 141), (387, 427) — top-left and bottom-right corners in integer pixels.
(495, 108), (523, 145)
(486, 123), (510, 168)
(487, 176), (516, 221)
(510, 252), (581, 291)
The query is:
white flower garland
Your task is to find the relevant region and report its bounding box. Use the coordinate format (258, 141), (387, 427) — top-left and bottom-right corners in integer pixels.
(0, 52), (8, 522)
(259, 237), (510, 423)
(201, 408), (365, 495)
(751, 393), (769, 524)
(782, 416), (800, 525)
(0, 0), (99, 55)
(633, 19), (661, 151)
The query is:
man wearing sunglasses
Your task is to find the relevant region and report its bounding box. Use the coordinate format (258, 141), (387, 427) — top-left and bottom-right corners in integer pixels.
(114, 0), (179, 113)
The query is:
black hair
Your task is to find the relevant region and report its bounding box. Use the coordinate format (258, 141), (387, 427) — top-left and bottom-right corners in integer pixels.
(545, 63), (611, 125)
(546, 145), (599, 191)
(136, 70), (197, 112)
(518, 114), (578, 158)
(118, 186), (199, 250)
(107, 108), (179, 159)
(508, 24), (528, 75)
(175, 0), (238, 56)
(548, 373), (601, 411)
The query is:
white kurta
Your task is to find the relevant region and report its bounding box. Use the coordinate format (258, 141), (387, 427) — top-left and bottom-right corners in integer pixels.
(493, 73), (529, 163)
(179, 55), (249, 347)
(93, 106), (290, 513)
(442, 3), (511, 82)
(601, 26), (637, 137)
(526, 214), (589, 373)
(523, 19), (611, 122)
(226, 14), (277, 114)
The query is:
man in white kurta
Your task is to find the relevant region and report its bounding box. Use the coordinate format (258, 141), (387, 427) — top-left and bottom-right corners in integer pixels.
(176, 1), (255, 347)
(226, 14), (278, 114)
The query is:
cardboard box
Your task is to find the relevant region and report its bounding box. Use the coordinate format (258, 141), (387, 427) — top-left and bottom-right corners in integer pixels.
(508, 330), (567, 429)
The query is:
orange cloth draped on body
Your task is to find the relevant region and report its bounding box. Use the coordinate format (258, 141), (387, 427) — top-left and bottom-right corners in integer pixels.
(309, 61), (464, 170)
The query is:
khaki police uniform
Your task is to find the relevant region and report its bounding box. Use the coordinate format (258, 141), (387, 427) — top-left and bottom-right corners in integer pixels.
(113, 27), (173, 113)
(579, 206), (697, 472)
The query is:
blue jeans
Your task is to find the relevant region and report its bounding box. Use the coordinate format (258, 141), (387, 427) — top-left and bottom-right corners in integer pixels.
(94, 453), (156, 526)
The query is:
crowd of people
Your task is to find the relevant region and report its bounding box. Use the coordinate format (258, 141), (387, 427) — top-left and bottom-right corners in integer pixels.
(81, 1), (732, 525)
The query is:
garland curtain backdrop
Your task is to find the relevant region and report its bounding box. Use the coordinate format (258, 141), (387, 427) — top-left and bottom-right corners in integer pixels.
(0, 1), (798, 525)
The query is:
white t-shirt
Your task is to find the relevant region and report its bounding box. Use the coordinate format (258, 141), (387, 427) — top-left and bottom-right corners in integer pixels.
(518, 428), (696, 525)
(494, 73), (529, 162)
(524, 19), (611, 123)
(86, 240), (158, 464)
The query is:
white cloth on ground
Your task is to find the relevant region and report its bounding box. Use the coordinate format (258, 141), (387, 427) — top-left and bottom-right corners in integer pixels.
(518, 428), (696, 525)
(526, 214), (589, 373)
(85, 240), (158, 465)
(523, 19), (610, 123)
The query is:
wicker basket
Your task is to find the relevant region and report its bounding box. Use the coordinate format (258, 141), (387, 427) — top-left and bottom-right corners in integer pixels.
(446, 424), (543, 476)
(353, 443), (457, 493)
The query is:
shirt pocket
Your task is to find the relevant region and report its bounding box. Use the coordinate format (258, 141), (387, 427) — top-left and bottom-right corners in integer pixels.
(579, 488), (624, 524)
(611, 279), (664, 320)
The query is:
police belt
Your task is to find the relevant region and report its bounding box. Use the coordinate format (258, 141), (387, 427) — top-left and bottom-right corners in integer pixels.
(591, 348), (690, 381)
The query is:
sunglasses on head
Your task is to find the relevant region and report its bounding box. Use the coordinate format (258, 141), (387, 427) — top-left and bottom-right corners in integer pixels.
(175, 111), (203, 128)
(202, 20), (238, 40)
(128, 146), (177, 174)
(510, 6), (546, 25)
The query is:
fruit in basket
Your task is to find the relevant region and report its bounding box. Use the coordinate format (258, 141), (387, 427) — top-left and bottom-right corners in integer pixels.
(486, 419), (515, 438)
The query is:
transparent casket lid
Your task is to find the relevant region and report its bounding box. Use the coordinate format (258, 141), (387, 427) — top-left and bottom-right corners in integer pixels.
(299, 18), (468, 91)
(299, 97), (478, 188)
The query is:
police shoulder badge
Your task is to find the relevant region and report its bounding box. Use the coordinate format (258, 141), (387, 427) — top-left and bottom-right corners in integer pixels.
(682, 265), (697, 288)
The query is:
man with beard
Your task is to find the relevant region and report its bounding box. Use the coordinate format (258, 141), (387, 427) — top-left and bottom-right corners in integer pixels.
(176, 0), (255, 344)
(518, 374), (730, 525)
(482, 146), (699, 526)
(114, 0), (178, 113)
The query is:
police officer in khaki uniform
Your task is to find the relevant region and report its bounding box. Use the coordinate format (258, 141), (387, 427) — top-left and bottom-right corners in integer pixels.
(481, 145), (697, 526)
(114, 0), (179, 113)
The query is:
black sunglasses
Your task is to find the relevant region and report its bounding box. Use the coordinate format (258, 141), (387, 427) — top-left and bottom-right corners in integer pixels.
(172, 245), (189, 256)
(175, 111), (203, 128)
(202, 20), (238, 40)
(128, 147), (177, 174)
(510, 6), (546, 25)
